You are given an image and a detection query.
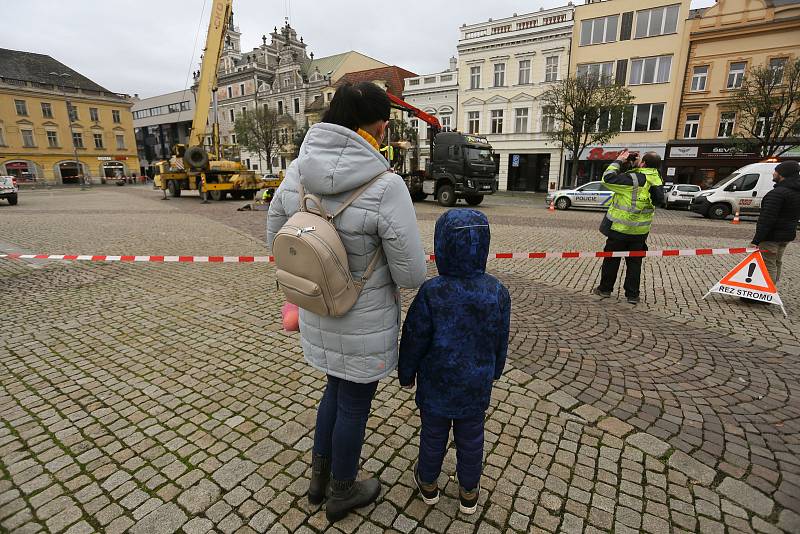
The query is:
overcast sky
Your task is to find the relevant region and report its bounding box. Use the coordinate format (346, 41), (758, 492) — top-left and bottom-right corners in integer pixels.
(3, 0), (716, 98)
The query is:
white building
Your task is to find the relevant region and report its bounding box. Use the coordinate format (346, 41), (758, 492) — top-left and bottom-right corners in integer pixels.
(402, 58), (459, 171)
(457, 5), (575, 192)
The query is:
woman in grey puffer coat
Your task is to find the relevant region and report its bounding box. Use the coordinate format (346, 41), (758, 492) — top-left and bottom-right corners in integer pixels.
(267, 82), (427, 522)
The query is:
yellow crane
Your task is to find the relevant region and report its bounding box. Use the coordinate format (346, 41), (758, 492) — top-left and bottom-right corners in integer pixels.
(154, 0), (273, 201)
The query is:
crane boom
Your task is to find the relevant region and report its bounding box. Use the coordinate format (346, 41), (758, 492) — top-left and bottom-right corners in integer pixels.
(189, 0), (233, 148)
(386, 92), (442, 133)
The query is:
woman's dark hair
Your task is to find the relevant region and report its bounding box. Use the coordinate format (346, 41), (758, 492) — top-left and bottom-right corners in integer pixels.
(322, 82), (391, 131)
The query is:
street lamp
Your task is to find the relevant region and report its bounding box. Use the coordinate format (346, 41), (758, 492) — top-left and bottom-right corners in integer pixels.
(49, 72), (86, 188)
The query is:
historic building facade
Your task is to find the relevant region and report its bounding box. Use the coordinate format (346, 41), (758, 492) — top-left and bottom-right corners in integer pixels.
(566, 0), (693, 186)
(402, 58), (459, 171)
(0, 48), (138, 184)
(664, 0), (800, 187)
(205, 16), (387, 172)
(457, 6), (575, 192)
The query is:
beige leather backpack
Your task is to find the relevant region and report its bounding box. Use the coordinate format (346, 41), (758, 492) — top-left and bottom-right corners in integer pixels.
(272, 172), (387, 317)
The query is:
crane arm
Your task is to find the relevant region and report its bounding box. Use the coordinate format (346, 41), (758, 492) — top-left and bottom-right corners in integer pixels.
(189, 0), (233, 147)
(387, 92), (442, 133)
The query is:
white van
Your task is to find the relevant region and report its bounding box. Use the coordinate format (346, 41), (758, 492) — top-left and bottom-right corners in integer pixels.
(690, 162), (779, 219)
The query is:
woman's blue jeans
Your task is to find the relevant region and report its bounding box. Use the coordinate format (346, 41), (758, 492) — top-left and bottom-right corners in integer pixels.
(313, 375), (378, 481)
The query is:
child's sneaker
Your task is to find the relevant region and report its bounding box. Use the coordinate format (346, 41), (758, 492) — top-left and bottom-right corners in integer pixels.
(459, 484), (480, 515)
(413, 463), (440, 505)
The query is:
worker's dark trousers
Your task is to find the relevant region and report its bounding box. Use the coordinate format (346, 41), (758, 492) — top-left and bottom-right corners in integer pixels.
(598, 236), (648, 298)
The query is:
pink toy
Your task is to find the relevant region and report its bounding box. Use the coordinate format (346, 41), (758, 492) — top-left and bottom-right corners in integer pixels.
(281, 302), (300, 332)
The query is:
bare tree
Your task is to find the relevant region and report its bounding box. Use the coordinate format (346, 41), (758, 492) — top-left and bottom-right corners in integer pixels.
(233, 107), (280, 173)
(540, 74), (633, 186)
(726, 58), (800, 157)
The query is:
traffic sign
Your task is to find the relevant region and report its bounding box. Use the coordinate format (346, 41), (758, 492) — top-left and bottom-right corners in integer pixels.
(703, 251), (785, 315)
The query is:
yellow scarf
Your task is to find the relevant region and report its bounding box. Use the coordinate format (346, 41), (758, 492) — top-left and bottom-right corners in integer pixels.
(357, 129), (381, 152)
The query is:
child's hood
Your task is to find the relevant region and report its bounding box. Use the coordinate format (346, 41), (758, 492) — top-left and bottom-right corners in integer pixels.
(434, 209), (490, 278)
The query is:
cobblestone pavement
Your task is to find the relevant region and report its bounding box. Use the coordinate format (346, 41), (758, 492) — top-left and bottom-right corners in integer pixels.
(1, 186), (798, 534)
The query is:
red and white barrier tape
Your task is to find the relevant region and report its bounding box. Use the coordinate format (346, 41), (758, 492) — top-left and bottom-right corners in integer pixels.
(0, 248), (757, 264)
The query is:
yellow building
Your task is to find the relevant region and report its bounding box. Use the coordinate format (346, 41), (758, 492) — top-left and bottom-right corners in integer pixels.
(567, 0), (693, 185)
(0, 48), (139, 184)
(665, 0), (800, 186)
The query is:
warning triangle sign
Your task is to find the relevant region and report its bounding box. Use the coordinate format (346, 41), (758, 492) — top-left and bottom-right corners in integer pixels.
(704, 251), (786, 315)
(719, 251), (777, 293)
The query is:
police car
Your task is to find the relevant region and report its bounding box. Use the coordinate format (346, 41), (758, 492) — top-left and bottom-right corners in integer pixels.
(545, 181), (612, 211)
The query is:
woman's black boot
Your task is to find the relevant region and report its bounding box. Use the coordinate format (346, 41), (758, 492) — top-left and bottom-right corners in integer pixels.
(326, 477), (381, 522)
(308, 454), (330, 505)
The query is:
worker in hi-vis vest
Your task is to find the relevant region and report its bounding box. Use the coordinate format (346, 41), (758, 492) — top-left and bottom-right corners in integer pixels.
(592, 150), (665, 305)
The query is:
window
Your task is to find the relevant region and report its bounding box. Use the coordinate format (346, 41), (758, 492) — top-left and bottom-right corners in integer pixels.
(239, 83), (245, 95)
(241, 106), (247, 116)
(441, 115), (452, 131)
(545, 57), (559, 82)
(409, 79), (420, 86)
(440, 75), (453, 82)
(470, 66), (481, 89)
(229, 109), (235, 122)
(518, 60), (531, 84)
(718, 112), (736, 137)
(0, 126), (5, 146)
(755, 113), (772, 137)
(278, 101), (284, 115)
(21, 129), (35, 147)
(294, 98), (300, 114)
(112, 110), (121, 123)
(490, 110), (504, 134)
(770, 58), (787, 84)
(577, 62), (614, 83)
(116, 134), (125, 150)
(579, 15), (619, 46)
(494, 64), (505, 87)
(227, 86), (233, 98)
(629, 55), (672, 85)
(72, 132), (84, 148)
(93, 133), (104, 149)
(15, 100), (28, 116)
(514, 108), (529, 133)
(46, 130), (58, 147)
(87, 107), (98, 122)
(691, 66), (708, 91)
(231, 133), (237, 144)
(41, 102), (53, 118)
(726, 62), (746, 89)
(635, 5), (680, 38)
(541, 106), (556, 132)
(68, 104), (79, 122)
(283, 75), (291, 88)
(620, 11), (634, 40)
(468, 111), (480, 134)
(410, 119), (418, 132)
(621, 103), (665, 131)
(683, 114), (700, 138)
(424, 77), (436, 84)
(727, 173), (759, 192)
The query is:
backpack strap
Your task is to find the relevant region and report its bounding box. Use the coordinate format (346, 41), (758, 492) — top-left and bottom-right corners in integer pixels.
(329, 170), (390, 220)
(354, 247), (384, 290)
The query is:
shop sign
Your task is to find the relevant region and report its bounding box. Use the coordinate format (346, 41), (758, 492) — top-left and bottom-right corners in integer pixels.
(114, 156), (128, 161)
(586, 147), (624, 161)
(669, 146), (699, 158)
(97, 156), (112, 161)
(700, 145), (756, 158)
(667, 167), (676, 176)
(6, 162), (29, 169)
(511, 155), (520, 167)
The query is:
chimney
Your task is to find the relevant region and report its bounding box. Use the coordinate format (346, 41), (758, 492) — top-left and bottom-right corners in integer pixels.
(449, 56), (457, 71)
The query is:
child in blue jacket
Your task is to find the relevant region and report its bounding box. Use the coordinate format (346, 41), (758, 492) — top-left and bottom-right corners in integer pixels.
(398, 208), (511, 515)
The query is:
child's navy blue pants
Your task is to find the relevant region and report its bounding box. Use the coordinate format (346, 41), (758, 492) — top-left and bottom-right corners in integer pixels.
(417, 411), (484, 491)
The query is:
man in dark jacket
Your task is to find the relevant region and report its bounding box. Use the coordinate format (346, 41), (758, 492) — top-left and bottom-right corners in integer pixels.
(398, 209), (510, 515)
(751, 160), (800, 285)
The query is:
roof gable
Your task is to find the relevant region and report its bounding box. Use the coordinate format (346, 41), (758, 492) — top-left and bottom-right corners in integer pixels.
(334, 65), (419, 96)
